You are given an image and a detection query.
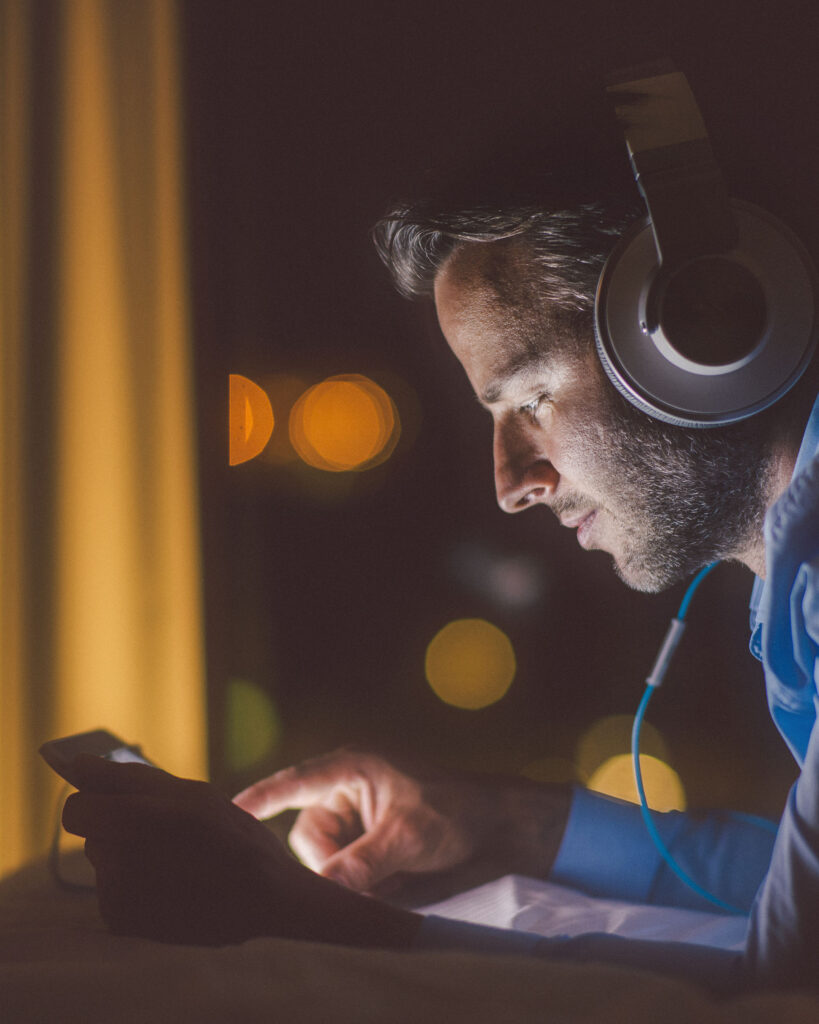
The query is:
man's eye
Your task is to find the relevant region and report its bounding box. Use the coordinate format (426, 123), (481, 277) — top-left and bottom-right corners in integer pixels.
(521, 395), (548, 418)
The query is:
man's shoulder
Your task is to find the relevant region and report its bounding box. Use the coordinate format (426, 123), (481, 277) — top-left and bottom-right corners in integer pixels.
(758, 453), (819, 762)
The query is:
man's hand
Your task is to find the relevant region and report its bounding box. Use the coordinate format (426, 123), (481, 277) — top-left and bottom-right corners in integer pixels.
(63, 755), (421, 948)
(233, 749), (571, 893)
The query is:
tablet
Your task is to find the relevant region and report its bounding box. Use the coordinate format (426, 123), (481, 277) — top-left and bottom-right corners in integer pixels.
(39, 729), (154, 789)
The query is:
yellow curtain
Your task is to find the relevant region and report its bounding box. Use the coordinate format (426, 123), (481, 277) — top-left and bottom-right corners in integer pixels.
(0, 0), (207, 878)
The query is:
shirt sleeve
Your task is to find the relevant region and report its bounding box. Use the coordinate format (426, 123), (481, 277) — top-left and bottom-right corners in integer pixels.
(549, 785), (777, 913)
(744, 717), (819, 987)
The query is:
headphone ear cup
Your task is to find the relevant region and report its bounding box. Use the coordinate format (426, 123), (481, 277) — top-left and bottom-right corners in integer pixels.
(593, 294), (695, 427)
(594, 202), (818, 428)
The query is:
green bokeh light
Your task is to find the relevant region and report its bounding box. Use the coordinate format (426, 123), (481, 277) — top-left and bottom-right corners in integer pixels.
(225, 678), (281, 772)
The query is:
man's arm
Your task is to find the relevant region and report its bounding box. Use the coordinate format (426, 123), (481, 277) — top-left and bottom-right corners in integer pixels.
(550, 785), (777, 913)
(233, 749), (572, 891)
(745, 709), (819, 987)
(236, 748), (775, 914)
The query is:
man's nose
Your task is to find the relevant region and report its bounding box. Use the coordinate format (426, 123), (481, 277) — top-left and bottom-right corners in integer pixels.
(494, 421), (559, 513)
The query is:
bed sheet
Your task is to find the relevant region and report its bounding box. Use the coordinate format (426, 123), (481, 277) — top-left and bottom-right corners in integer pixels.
(419, 873), (749, 949)
(2, 857), (818, 1024)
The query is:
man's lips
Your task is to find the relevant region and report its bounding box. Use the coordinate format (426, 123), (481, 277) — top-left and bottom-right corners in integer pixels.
(560, 510), (597, 548)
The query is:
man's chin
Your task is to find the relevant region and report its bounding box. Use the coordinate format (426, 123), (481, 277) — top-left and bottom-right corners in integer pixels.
(611, 552), (684, 594)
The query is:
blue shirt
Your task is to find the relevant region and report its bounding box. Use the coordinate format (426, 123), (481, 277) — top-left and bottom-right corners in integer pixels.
(417, 394), (819, 993)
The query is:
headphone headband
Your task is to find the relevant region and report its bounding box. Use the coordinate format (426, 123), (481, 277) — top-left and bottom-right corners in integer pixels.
(594, 63), (817, 427)
(607, 67), (736, 266)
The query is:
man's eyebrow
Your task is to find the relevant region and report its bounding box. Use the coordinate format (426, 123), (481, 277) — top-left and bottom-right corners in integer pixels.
(478, 352), (552, 406)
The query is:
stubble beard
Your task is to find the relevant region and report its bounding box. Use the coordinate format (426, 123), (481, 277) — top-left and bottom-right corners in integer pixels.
(566, 392), (774, 594)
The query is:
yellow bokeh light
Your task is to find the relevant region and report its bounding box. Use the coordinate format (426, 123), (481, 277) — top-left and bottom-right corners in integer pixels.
(425, 618), (516, 710)
(586, 753), (686, 812)
(225, 678), (281, 773)
(289, 374), (399, 472)
(229, 375), (275, 466)
(576, 714), (668, 783)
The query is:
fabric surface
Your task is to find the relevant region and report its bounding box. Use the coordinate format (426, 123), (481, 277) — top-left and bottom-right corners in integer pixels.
(420, 874), (748, 949)
(2, 858), (819, 1024)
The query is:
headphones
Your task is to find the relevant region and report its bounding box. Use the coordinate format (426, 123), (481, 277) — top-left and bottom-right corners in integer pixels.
(594, 62), (818, 428)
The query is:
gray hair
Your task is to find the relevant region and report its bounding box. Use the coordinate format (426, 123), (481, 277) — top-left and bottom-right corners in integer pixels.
(372, 198), (643, 324)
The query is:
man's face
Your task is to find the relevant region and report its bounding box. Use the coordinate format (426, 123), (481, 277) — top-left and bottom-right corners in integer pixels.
(434, 243), (770, 592)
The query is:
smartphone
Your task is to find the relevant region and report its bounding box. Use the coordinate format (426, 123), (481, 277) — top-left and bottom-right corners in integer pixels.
(39, 728), (154, 789)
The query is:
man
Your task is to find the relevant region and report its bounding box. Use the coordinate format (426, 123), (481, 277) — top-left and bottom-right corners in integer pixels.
(64, 164), (819, 993)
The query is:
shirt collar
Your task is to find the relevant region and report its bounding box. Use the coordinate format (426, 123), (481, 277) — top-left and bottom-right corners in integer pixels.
(750, 389), (819, 619)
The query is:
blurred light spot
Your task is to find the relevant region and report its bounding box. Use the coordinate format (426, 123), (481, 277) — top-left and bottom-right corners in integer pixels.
(229, 375), (274, 465)
(425, 618), (516, 709)
(586, 753), (686, 812)
(449, 541), (545, 611)
(225, 678), (281, 772)
(576, 714), (668, 782)
(289, 374), (399, 472)
(521, 756), (579, 785)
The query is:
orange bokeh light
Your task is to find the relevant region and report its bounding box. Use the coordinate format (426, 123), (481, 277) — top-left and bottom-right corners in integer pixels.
(229, 374), (275, 466)
(289, 374), (399, 472)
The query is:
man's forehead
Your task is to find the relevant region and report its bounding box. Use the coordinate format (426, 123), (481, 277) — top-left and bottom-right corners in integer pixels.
(478, 351), (557, 405)
(434, 242), (538, 342)
(438, 238), (527, 297)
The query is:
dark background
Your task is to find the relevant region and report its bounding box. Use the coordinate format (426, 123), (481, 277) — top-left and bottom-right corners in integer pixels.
(180, 0), (818, 816)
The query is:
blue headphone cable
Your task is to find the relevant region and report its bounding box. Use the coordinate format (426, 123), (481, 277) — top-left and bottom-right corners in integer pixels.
(631, 562), (772, 916)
